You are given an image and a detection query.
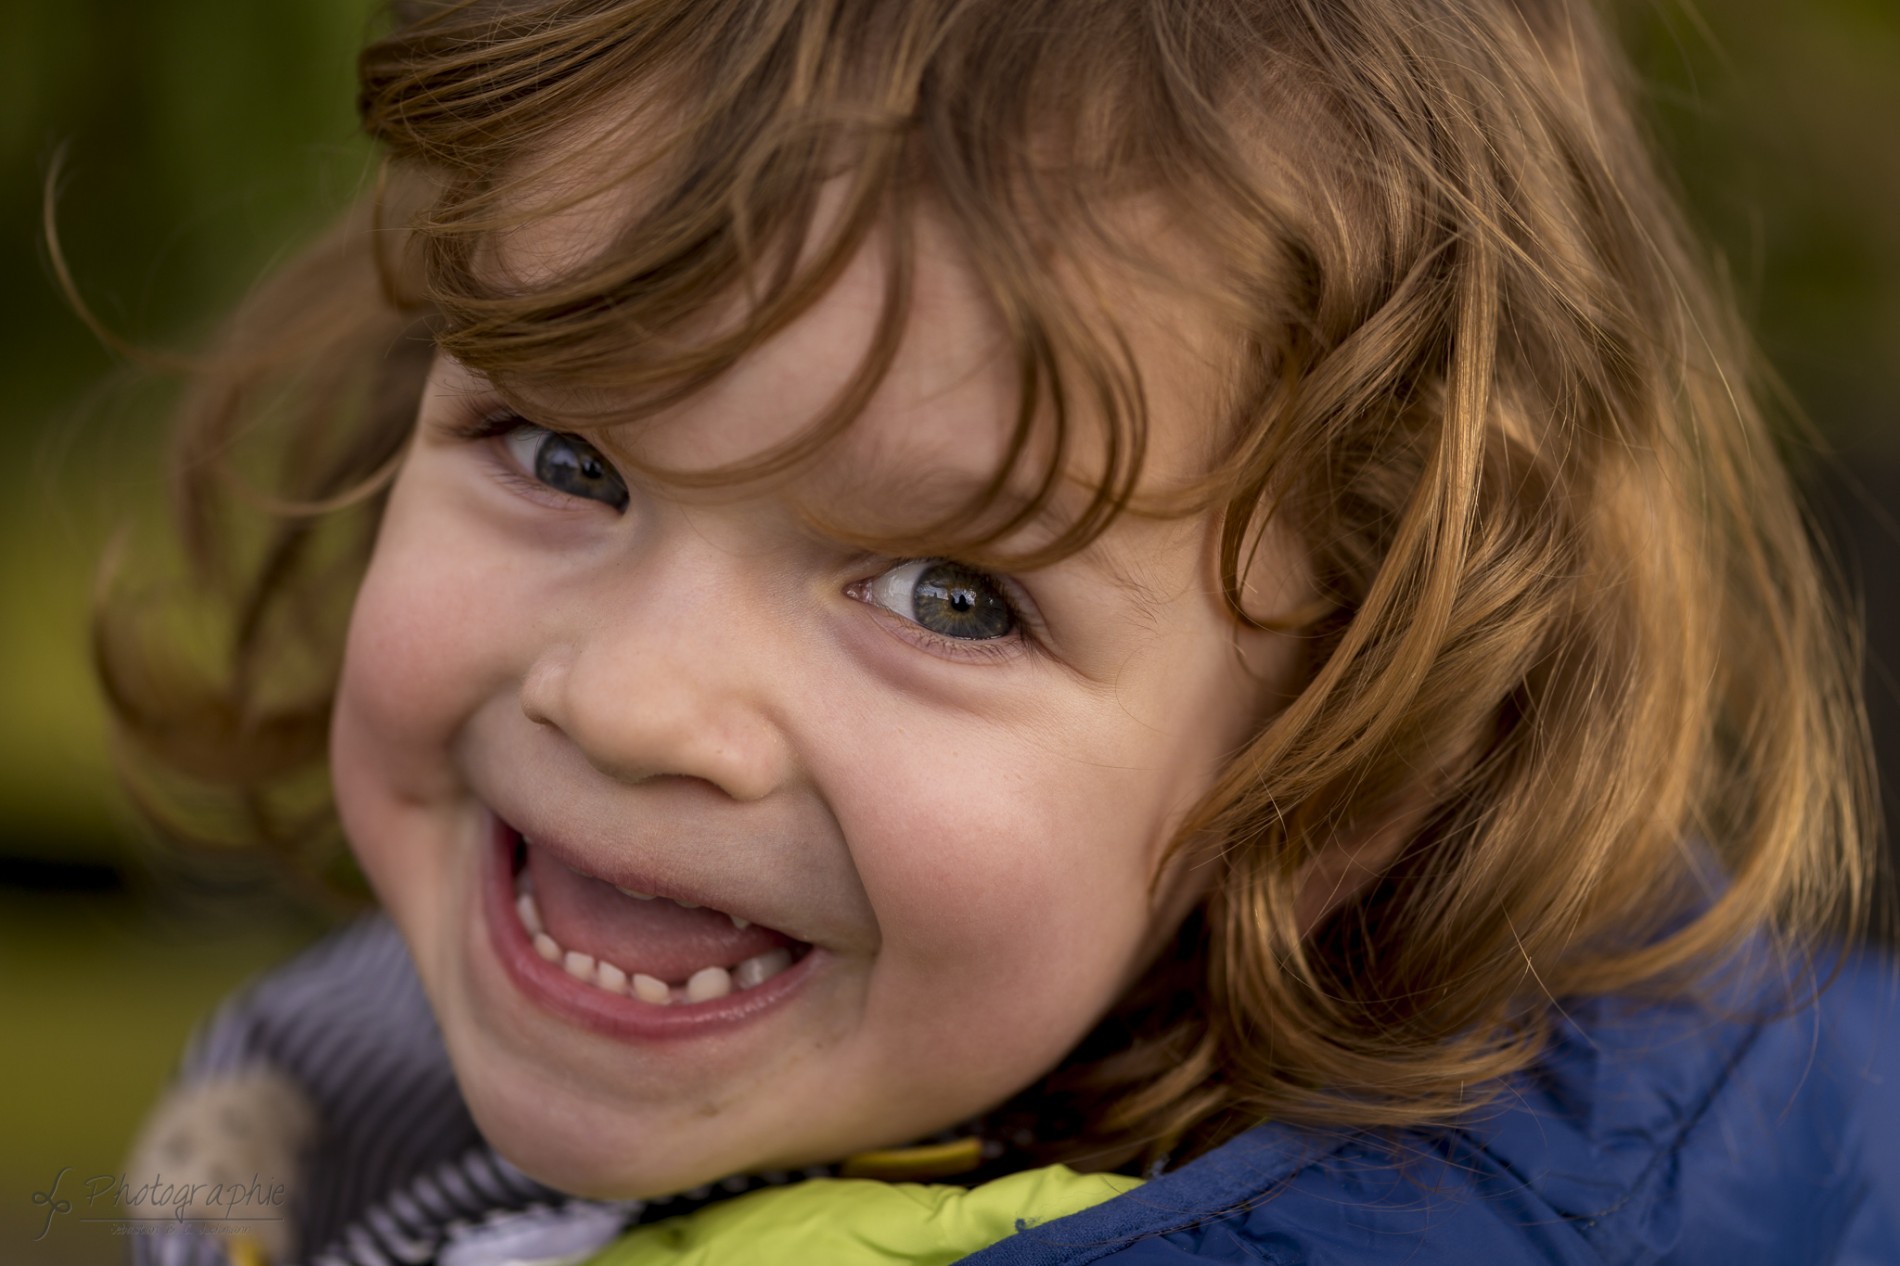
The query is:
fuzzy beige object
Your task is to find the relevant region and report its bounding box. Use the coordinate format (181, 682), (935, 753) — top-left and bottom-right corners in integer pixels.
(121, 1066), (316, 1264)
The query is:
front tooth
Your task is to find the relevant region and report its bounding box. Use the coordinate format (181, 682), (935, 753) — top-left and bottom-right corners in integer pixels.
(596, 960), (628, 993)
(631, 973), (671, 1005)
(615, 886), (656, 901)
(729, 913), (751, 930)
(673, 898), (701, 910)
(563, 950), (596, 981)
(733, 948), (792, 990)
(532, 932), (561, 963)
(686, 965), (732, 1002)
(516, 892), (544, 935)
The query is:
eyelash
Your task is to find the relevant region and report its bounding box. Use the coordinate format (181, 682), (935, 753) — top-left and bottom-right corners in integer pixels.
(447, 408), (540, 447)
(449, 409), (1041, 666)
(846, 567), (1037, 666)
(449, 411), (606, 508)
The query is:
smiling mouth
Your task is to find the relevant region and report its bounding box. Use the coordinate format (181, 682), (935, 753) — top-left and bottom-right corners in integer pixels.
(506, 830), (814, 1008)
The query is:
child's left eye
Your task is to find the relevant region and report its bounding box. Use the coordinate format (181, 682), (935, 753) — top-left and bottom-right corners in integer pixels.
(860, 559), (1019, 642)
(501, 425), (630, 511)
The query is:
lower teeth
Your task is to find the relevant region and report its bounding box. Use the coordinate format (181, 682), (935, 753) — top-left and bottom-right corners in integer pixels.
(631, 973), (671, 1004)
(514, 879), (797, 1004)
(686, 966), (732, 1002)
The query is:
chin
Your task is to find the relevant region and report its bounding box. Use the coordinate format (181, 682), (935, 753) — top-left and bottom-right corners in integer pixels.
(460, 1078), (679, 1199)
(452, 1057), (807, 1200)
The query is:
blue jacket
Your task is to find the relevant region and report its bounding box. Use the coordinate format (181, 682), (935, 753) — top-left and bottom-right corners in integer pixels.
(974, 954), (1900, 1264)
(130, 917), (1900, 1264)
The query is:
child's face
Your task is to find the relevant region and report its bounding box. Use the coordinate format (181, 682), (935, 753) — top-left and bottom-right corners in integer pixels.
(330, 202), (1301, 1197)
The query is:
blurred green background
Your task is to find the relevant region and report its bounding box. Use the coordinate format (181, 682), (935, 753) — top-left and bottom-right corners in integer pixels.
(3, 2), (1898, 1262)
(3, 5), (379, 1263)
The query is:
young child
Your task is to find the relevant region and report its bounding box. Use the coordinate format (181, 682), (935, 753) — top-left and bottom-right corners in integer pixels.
(101, 0), (1900, 1262)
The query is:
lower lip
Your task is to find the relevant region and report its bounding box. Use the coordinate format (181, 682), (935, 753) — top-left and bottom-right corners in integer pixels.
(478, 815), (822, 1042)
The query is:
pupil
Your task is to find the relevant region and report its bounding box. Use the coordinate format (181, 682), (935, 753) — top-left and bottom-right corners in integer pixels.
(913, 562), (1013, 640)
(533, 432), (630, 510)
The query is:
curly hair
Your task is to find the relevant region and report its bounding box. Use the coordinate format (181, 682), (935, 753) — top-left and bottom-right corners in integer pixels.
(91, 0), (1874, 1172)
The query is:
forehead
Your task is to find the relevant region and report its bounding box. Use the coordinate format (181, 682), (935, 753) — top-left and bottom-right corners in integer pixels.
(490, 181), (1235, 541)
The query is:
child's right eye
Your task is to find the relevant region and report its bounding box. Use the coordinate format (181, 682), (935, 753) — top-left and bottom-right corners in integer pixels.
(499, 424), (630, 512)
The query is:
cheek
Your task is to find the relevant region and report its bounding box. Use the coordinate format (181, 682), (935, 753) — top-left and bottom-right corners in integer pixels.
(329, 500), (514, 896)
(826, 724), (1199, 1106)
(840, 652), (1257, 1006)
(334, 543), (468, 797)
(835, 718), (1172, 999)
(333, 483), (523, 781)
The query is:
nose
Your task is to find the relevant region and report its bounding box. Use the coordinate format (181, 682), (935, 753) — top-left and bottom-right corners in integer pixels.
(518, 547), (801, 803)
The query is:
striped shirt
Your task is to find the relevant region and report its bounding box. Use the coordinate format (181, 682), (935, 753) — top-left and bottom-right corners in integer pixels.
(128, 915), (647, 1266)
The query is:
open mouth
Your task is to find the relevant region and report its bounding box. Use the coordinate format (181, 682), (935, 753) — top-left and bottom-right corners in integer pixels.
(502, 827), (815, 1009)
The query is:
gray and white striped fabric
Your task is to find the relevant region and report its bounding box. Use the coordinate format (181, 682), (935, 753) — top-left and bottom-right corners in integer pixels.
(127, 915), (636, 1266)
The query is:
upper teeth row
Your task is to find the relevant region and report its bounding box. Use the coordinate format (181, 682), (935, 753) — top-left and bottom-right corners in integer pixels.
(514, 886), (790, 1005)
(613, 885), (750, 929)
(524, 835), (751, 929)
